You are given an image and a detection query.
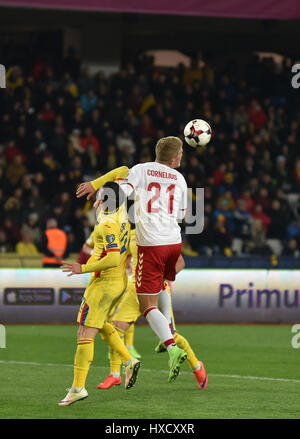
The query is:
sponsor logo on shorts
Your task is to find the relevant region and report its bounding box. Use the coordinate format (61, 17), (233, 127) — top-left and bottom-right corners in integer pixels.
(80, 296), (86, 311)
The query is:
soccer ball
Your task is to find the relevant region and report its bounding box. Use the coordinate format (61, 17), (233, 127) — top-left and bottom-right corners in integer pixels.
(184, 119), (212, 148)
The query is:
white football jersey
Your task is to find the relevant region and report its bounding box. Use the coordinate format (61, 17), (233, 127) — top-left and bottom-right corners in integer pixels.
(121, 162), (187, 246)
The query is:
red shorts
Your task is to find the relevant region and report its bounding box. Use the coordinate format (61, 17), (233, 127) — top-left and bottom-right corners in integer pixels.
(136, 243), (182, 295)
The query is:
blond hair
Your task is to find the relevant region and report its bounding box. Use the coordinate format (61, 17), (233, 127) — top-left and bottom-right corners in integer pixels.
(155, 136), (182, 162)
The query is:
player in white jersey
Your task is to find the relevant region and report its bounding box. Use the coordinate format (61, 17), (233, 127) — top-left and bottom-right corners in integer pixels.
(122, 161), (187, 247)
(77, 137), (191, 382)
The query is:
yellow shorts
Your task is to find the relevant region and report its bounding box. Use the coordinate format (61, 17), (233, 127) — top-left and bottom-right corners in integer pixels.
(110, 280), (177, 331)
(77, 274), (127, 330)
(111, 280), (141, 323)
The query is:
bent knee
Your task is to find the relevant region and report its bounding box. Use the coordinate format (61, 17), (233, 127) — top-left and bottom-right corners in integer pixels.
(77, 325), (97, 340)
(138, 295), (158, 315)
(113, 320), (130, 332)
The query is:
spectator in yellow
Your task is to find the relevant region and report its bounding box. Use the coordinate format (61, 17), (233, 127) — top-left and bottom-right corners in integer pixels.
(6, 155), (27, 186)
(16, 232), (39, 255)
(6, 66), (24, 93)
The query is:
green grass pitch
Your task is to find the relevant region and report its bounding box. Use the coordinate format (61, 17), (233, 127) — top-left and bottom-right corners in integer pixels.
(0, 324), (299, 419)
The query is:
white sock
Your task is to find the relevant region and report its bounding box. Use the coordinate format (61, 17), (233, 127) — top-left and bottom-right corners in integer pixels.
(158, 289), (172, 324)
(111, 372), (120, 378)
(165, 343), (176, 352)
(144, 306), (175, 351)
(124, 358), (131, 367)
(71, 386), (82, 393)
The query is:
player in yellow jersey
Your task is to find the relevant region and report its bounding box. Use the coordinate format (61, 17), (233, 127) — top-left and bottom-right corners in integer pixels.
(80, 229), (142, 362)
(97, 227), (142, 389)
(98, 229), (207, 390)
(78, 169), (142, 360)
(58, 182), (141, 406)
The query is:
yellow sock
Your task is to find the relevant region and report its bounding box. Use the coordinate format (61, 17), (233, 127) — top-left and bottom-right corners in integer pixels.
(174, 332), (199, 370)
(110, 327), (124, 374)
(125, 324), (134, 347)
(72, 338), (94, 388)
(99, 331), (107, 342)
(100, 322), (131, 364)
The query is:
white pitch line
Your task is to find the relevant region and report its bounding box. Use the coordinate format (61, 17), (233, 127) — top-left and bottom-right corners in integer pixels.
(208, 373), (300, 384)
(0, 359), (300, 384)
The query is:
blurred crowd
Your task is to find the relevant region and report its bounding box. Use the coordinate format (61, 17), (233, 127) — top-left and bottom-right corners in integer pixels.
(1, 49), (300, 257)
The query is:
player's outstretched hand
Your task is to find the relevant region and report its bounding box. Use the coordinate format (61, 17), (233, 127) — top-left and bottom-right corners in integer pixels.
(76, 182), (96, 200)
(61, 261), (82, 276)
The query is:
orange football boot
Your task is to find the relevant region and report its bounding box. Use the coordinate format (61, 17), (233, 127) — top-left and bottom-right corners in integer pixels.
(97, 374), (122, 389)
(193, 361), (208, 389)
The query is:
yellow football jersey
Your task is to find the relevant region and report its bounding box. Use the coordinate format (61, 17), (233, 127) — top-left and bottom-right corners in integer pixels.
(82, 206), (130, 279)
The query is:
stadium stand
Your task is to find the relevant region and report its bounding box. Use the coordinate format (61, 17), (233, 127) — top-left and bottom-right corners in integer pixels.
(1, 51), (300, 265)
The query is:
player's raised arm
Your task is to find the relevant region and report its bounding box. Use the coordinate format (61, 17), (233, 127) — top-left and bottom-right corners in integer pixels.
(76, 166), (129, 200)
(76, 181), (96, 200)
(61, 261), (83, 276)
(81, 251), (120, 273)
(62, 223), (122, 275)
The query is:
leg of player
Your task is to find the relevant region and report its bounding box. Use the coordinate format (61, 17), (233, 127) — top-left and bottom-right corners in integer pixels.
(58, 325), (98, 406)
(158, 287), (174, 335)
(97, 321), (131, 390)
(138, 293), (187, 383)
(125, 324), (142, 359)
(97, 339), (123, 390)
(99, 322), (140, 389)
(155, 284), (175, 353)
(174, 332), (208, 389)
(155, 282), (208, 389)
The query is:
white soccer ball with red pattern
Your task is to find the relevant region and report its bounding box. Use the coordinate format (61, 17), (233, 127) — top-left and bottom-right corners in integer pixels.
(184, 119), (212, 148)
